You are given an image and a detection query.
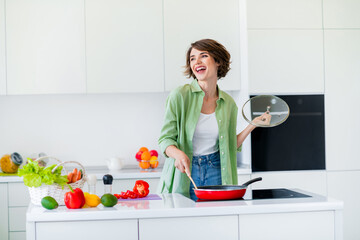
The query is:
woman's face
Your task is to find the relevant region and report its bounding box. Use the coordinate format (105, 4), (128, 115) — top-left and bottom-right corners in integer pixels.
(189, 48), (219, 82)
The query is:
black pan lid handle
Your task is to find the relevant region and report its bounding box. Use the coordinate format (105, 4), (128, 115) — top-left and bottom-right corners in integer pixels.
(242, 177), (262, 187)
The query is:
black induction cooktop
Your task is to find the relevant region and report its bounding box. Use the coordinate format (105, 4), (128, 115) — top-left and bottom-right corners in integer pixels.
(248, 188), (311, 200)
(195, 188), (311, 202)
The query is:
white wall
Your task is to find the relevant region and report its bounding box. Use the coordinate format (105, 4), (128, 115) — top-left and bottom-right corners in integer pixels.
(0, 90), (246, 167)
(0, 93), (167, 166)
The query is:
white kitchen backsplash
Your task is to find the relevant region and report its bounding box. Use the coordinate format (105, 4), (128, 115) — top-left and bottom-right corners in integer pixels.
(0, 90), (250, 168)
(0, 93), (167, 167)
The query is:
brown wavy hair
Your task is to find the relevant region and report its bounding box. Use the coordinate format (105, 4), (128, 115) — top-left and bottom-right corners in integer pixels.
(184, 39), (231, 80)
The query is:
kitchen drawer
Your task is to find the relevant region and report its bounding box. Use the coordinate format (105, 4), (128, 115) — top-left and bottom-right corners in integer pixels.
(9, 182), (30, 207)
(36, 219), (138, 240)
(10, 231), (26, 240)
(140, 215), (238, 240)
(239, 211), (334, 240)
(9, 207), (27, 232)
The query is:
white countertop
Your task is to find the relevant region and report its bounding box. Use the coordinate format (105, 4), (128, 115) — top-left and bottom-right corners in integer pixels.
(27, 189), (343, 222)
(0, 166), (251, 183)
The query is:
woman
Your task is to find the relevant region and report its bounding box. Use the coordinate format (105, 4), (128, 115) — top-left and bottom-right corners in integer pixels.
(157, 39), (270, 200)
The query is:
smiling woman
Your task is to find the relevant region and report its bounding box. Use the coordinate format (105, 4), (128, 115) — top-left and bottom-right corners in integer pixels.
(184, 39), (230, 81)
(157, 39), (269, 201)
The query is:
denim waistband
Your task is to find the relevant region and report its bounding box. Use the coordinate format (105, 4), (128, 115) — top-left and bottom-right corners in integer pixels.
(192, 151), (220, 165)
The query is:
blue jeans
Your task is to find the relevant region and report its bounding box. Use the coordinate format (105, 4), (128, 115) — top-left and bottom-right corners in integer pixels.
(189, 151), (222, 201)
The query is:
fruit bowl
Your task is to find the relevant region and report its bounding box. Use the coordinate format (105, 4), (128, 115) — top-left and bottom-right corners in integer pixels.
(136, 147), (159, 170)
(138, 159), (159, 170)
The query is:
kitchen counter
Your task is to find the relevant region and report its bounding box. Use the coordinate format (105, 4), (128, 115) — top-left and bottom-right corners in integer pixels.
(26, 189), (343, 240)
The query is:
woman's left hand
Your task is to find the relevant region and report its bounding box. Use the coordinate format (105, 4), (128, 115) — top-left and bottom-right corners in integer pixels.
(252, 112), (272, 126)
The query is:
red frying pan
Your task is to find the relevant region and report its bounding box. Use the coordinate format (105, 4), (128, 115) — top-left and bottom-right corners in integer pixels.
(194, 177), (262, 200)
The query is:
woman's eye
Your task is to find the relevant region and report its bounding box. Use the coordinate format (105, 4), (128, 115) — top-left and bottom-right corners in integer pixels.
(190, 58), (195, 61)
(201, 54), (208, 58)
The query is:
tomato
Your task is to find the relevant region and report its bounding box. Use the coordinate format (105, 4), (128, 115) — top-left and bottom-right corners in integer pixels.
(135, 151), (143, 161)
(149, 150), (158, 157)
(114, 194), (121, 199)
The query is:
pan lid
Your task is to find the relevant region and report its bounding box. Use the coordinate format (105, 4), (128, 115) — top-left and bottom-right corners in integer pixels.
(242, 95), (290, 127)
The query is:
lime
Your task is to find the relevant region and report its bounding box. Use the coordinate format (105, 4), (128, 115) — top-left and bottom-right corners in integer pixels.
(41, 196), (59, 210)
(101, 194), (118, 207)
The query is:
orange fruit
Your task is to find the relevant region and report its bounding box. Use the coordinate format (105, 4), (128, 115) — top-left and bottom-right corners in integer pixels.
(139, 147), (149, 152)
(139, 161), (150, 169)
(150, 156), (158, 161)
(141, 151), (151, 161)
(150, 161), (159, 169)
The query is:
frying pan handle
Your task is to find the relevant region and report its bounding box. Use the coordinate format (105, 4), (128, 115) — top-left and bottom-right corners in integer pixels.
(242, 177), (262, 187)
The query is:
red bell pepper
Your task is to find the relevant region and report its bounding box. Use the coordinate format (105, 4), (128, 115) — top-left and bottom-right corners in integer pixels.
(64, 185), (85, 209)
(125, 190), (139, 199)
(120, 192), (128, 199)
(133, 180), (150, 198)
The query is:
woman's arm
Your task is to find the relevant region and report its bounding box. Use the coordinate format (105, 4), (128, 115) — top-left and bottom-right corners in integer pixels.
(165, 145), (191, 176)
(237, 124), (256, 148)
(237, 112), (271, 148)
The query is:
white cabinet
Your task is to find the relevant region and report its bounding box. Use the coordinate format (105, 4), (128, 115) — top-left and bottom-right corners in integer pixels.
(0, 184), (8, 240)
(164, 0), (241, 91)
(85, 0), (164, 93)
(247, 0), (322, 29)
(5, 0), (86, 95)
(10, 232), (26, 240)
(248, 30), (324, 94)
(327, 171), (360, 240)
(324, 30), (360, 171)
(323, 0), (360, 28)
(239, 211), (335, 240)
(0, 0), (5, 95)
(9, 207), (27, 232)
(139, 215), (238, 240)
(36, 220), (138, 240)
(9, 182), (30, 207)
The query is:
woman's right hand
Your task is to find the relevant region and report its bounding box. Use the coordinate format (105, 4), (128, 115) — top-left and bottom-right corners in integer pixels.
(165, 146), (191, 176)
(174, 152), (191, 176)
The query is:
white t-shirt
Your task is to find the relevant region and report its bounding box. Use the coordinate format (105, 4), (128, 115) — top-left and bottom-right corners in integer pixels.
(192, 112), (219, 156)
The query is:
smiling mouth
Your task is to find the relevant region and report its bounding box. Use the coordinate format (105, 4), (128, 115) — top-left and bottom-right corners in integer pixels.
(195, 66), (206, 73)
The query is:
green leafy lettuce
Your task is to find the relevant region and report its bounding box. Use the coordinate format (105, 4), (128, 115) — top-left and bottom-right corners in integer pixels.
(18, 159), (68, 188)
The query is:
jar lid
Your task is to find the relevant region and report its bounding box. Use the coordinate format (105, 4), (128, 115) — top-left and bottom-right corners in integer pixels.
(103, 174), (113, 185)
(10, 152), (23, 165)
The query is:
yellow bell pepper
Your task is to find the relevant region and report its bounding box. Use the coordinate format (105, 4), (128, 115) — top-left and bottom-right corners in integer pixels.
(84, 193), (101, 207)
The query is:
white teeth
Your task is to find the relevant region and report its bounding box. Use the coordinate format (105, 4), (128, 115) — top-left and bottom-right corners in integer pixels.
(196, 67), (206, 72)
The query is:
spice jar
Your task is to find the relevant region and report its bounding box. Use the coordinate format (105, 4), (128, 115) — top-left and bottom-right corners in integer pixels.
(103, 174), (113, 194)
(86, 174), (97, 195)
(0, 152), (23, 173)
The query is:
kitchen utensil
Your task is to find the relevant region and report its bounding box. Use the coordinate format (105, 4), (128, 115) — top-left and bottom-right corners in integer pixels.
(194, 177), (262, 200)
(187, 173), (198, 189)
(242, 95), (290, 127)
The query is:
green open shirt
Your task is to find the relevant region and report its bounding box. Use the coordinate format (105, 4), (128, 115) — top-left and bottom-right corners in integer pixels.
(157, 80), (242, 196)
